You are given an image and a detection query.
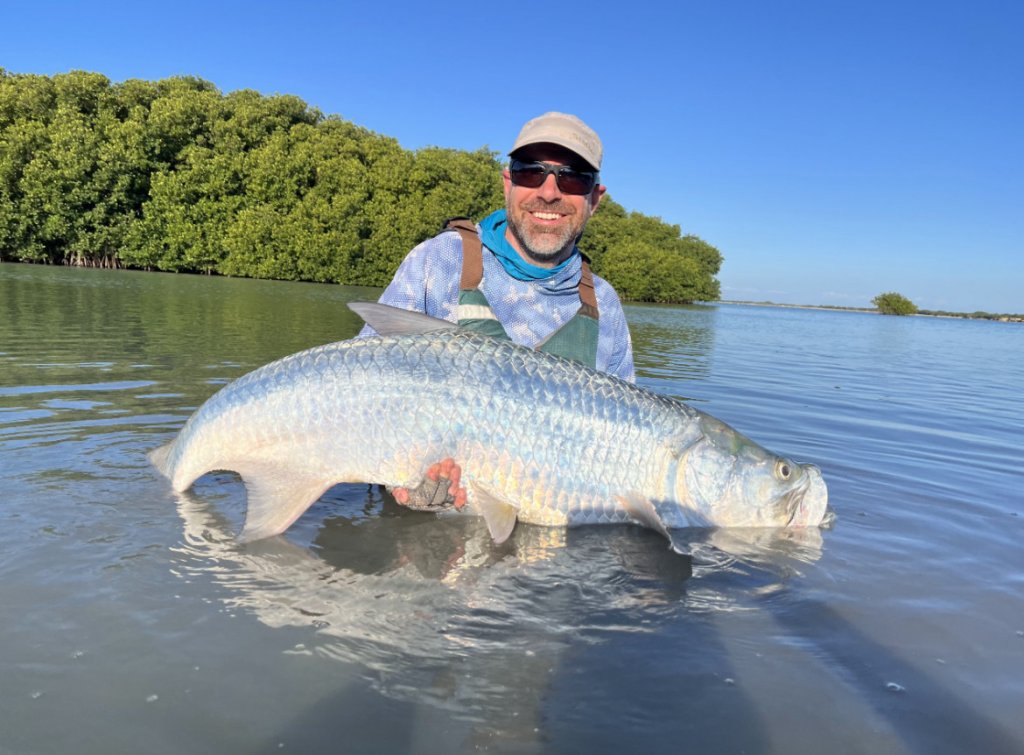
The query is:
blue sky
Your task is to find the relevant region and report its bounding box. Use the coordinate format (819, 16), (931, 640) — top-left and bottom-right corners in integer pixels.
(5, 1), (1021, 312)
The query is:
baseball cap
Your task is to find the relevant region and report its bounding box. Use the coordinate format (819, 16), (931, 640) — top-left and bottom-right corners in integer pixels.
(508, 112), (603, 172)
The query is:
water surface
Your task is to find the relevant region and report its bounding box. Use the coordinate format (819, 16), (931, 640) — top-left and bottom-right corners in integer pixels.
(1, 265), (1021, 753)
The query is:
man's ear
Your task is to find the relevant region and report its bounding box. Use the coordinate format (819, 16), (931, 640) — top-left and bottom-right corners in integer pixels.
(589, 183), (606, 212)
(501, 168), (513, 202)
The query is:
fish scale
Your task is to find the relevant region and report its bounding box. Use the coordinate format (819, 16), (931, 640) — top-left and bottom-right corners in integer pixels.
(150, 303), (830, 545)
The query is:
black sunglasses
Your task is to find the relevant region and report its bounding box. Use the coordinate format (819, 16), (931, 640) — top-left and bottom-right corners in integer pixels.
(509, 160), (598, 195)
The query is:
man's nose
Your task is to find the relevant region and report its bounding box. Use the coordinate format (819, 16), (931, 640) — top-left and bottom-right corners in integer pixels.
(535, 172), (562, 200)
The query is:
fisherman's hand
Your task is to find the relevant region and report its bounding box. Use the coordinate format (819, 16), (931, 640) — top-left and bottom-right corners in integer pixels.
(392, 458), (467, 510)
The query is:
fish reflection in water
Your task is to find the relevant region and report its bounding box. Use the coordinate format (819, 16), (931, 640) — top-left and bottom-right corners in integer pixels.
(170, 476), (824, 742)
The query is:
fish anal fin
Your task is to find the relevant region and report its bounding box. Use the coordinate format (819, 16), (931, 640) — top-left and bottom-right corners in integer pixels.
(234, 462), (336, 543)
(468, 481), (519, 544)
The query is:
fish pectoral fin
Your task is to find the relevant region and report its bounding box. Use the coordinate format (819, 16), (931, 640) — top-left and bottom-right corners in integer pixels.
(617, 494), (687, 555)
(468, 482), (519, 544)
(233, 462), (334, 543)
(347, 301), (458, 336)
(618, 494), (671, 538)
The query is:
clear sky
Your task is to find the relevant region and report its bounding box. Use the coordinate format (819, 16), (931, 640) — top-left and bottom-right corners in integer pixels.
(4, 1), (1021, 313)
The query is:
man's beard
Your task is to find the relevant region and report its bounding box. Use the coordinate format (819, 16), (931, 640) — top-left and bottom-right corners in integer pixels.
(507, 203), (585, 264)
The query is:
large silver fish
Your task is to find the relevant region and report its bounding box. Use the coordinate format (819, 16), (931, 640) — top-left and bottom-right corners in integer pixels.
(150, 303), (830, 546)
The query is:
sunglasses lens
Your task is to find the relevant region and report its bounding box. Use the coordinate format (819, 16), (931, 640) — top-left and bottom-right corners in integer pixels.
(510, 161), (596, 195)
(555, 170), (596, 195)
(509, 164), (548, 189)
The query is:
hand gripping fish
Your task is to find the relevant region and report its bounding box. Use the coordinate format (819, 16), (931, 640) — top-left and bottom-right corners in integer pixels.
(150, 303), (831, 547)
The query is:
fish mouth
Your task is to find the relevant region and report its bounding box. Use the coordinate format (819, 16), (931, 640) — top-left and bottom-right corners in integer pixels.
(785, 465), (831, 527)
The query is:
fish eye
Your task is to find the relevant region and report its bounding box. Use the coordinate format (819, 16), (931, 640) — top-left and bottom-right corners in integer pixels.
(774, 460), (793, 480)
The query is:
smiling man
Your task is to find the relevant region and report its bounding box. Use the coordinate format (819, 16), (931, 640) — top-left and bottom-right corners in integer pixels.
(503, 123), (605, 266)
(363, 111), (634, 381)
(361, 113), (635, 509)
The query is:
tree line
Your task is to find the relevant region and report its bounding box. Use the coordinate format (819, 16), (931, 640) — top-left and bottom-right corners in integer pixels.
(0, 69), (721, 302)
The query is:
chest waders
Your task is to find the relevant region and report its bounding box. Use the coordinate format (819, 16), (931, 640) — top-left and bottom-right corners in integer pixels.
(444, 218), (599, 369)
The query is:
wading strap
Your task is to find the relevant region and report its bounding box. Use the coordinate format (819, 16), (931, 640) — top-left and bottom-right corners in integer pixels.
(443, 217), (484, 290)
(578, 260), (599, 320)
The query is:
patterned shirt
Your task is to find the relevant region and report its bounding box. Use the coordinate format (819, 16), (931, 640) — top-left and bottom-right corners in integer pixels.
(359, 227), (635, 382)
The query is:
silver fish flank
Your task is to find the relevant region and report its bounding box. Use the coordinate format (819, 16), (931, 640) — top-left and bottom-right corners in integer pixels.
(150, 303), (831, 546)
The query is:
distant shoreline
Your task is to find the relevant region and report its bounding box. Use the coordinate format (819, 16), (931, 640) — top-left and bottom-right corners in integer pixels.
(718, 300), (1023, 323)
(2, 260), (1020, 323)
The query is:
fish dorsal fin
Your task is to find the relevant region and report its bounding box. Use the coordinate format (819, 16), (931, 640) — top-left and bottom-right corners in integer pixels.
(468, 481), (519, 544)
(348, 302), (458, 336)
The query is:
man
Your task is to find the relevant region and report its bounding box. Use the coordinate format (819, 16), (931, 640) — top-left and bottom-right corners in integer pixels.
(362, 112), (634, 508)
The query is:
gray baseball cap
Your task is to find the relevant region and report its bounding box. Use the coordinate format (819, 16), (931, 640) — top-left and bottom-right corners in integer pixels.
(508, 112), (603, 172)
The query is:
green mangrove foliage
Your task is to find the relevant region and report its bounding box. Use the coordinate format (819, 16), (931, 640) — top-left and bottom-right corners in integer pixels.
(873, 291), (918, 316)
(0, 69), (721, 302)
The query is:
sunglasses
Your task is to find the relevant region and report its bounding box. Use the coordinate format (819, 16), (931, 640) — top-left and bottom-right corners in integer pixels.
(509, 160), (598, 195)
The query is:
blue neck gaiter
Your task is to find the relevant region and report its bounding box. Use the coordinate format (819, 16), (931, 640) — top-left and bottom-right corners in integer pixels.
(479, 209), (576, 282)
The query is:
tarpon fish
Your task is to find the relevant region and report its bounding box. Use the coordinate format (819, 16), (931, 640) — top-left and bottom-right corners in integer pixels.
(150, 303), (831, 547)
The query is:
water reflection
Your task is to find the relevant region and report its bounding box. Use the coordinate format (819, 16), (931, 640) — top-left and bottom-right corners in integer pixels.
(0, 264), (373, 382)
(626, 303), (717, 400)
(172, 484), (677, 744)
(169, 473), (825, 741)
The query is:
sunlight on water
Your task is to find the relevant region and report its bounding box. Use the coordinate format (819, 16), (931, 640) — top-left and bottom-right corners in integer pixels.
(1, 266), (1022, 753)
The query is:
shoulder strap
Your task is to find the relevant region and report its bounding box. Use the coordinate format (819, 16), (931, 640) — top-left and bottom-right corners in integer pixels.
(578, 260), (599, 319)
(442, 217), (483, 289)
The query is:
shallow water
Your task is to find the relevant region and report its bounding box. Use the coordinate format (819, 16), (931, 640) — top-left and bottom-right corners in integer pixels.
(1, 264), (1021, 754)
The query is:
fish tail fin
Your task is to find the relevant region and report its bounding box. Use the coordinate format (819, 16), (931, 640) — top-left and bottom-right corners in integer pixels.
(235, 462), (334, 543)
(148, 441), (175, 479)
